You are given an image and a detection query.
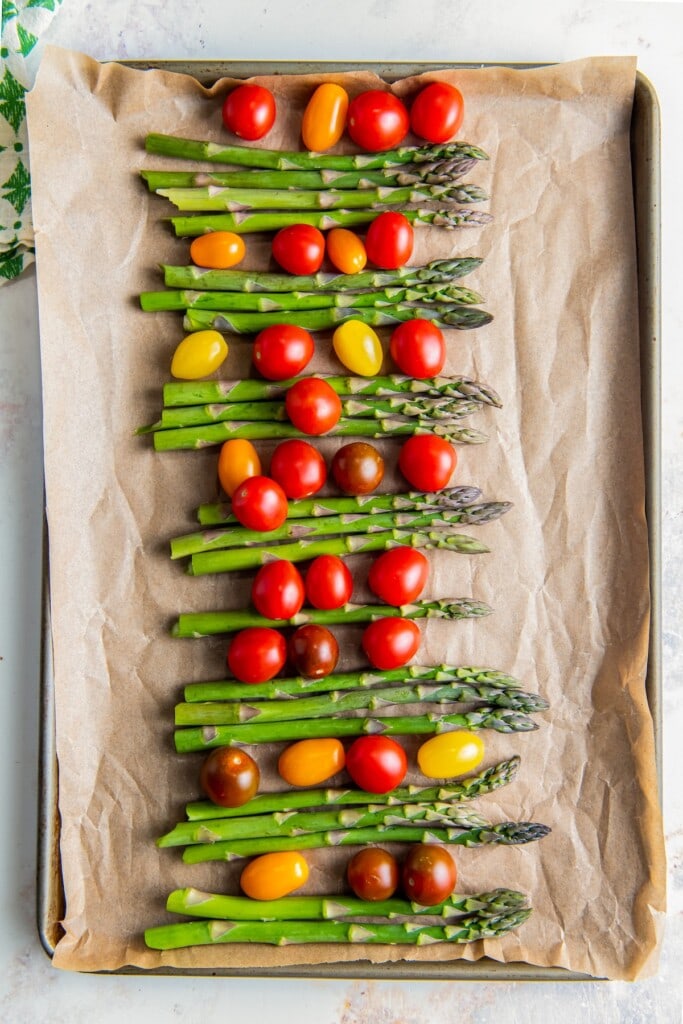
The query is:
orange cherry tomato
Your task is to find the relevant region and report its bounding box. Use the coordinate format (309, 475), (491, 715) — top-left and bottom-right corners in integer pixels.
(326, 229), (367, 275)
(217, 439), (261, 497)
(190, 231), (246, 269)
(240, 851), (309, 900)
(278, 738), (346, 787)
(302, 83), (349, 151)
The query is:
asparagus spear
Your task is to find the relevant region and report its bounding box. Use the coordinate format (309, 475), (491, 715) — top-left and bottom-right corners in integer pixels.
(184, 666), (524, 703)
(185, 756), (522, 820)
(188, 529), (492, 575)
(153, 418), (489, 452)
(183, 303), (493, 333)
(145, 132), (489, 171)
(164, 886), (527, 921)
(163, 374), (501, 408)
(172, 597), (492, 638)
(157, 183), (489, 212)
(182, 822), (550, 861)
(144, 908), (532, 950)
(196, 486), (488, 525)
(158, 801), (494, 848)
(143, 167), (484, 191)
(162, 257), (483, 292)
(172, 208), (492, 237)
(170, 510), (495, 560)
(140, 283), (484, 313)
(174, 707), (535, 753)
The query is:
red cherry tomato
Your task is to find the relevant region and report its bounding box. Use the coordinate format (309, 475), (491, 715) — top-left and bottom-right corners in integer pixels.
(347, 90), (409, 151)
(368, 548), (429, 605)
(251, 560), (305, 620)
(402, 844), (457, 905)
(272, 224), (325, 275)
(361, 617), (420, 670)
(365, 212), (414, 270)
(288, 623), (339, 679)
(227, 626), (287, 683)
(285, 378), (342, 435)
(347, 848), (399, 901)
(304, 555), (353, 610)
(389, 320), (446, 378)
(345, 735), (408, 793)
(200, 747), (260, 808)
(222, 84), (276, 141)
(410, 82), (465, 144)
(252, 325), (314, 380)
(398, 436), (457, 492)
(269, 439), (327, 499)
(231, 475), (288, 531)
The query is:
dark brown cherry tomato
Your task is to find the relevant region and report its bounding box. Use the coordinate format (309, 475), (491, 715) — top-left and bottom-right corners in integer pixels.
(365, 211), (413, 270)
(285, 378), (342, 435)
(227, 626), (287, 684)
(252, 324), (314, 381)
(347, 90), (409, 151)
(361, 617), (421, 670)
(410, 82), (465, 144)
(367, 548), (429, 605)
(200, 747), (260, 808)
(288, 624), (339, 679)
(345, 735), (408, 793)
(347, 847), (399, 901)
(231, 475), (288, 531)
(269, 439), (327, 499)
(272, 224), (325, 275)
(331, 441), (384, 495)
(222, 84), (276, 141)
(398, 435), (457, 492)
(251, 560), (305, 620)
(401, 844), (457, 905)
(304, 555), (353, 610)
(389, 320), (446, 378)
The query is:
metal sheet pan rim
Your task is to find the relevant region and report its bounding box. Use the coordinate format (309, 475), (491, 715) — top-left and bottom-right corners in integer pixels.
(36, 59), (661, 982)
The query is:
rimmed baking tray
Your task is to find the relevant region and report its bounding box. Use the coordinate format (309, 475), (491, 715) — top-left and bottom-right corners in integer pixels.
(36, 60), (661, 979)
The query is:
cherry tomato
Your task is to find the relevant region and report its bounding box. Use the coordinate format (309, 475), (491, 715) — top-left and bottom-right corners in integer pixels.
(231, 475), (288, 531)
(278, 738), (345, 787)
(217, 439), (261, 498)
(170, 330), (228, 380)
(365, 211), (413, 270)
(368, 548), (429, 605)
(240, 851), (309, 900)
(347, 848), (399, 901)
(288, 624), (339, 679)
(347, 90), (409, 151)
(398, 436), (457, 492)
(417, 731), (485, 779)
(304, 555), (353, 610)
(389, 320), (446, 378)
(332, 320), (383, 376)
(222, 84), (276, 141)
(326, 228), (367, 275)
(331, 442), (384, 495)
(410, 82), (465, 144)
(269, 439), (327, 499)
(345, 735), (408, 794)
(401, 844), (457, 905)
(251, 560), (305, 620)
(272, 224), (325, 275)
(227, 626), (287, 684)
(189, 232), (246, 270)
(361, 617), (420, 670)
(199, 747), (260, 808)
(285, 378), (342, 435)
(252, 324), (314, 380)
(302, 83), (349, 151)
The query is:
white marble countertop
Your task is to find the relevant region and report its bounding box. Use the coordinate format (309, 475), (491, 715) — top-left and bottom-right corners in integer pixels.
(1, 1), (681, 1019)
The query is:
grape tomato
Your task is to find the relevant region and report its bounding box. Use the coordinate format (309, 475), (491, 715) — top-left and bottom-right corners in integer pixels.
(410, 82), (465, 144)
(269, 439), (326, 499)
(272, 224), (325, 275)
(222, 84), (276, 141)
(361, 617), (420, 670)
(302, 83), (349, 151)
(199, 747), (260, 808)
(240, 852), (309, 900)
(288, 623), (339, 679)
(252, 324), (314, 380)
(189, 231), (245, 270)
(285, 378), (342, 435)
(231, 475), (288, 531)
(347, 848), (399, 901)
(304, 555), (353, 610)
(217, 439), (261, 498)
(389, 320), (446, 378)
(367, 548), (429, 605)
(416, 731), (485, 779)
(401, 844), (457, 906)
(278, 738), (345, 787)
(365, 211), (414, 270)
(251, 560), (305, 620)
(326, 228), (367, 275)
(170, 330), (228, 380)
(347, 90), (409, 151)
(332, 320), (383, 377)
(227, 626), (287, 684)
(345, 735), (408, 794)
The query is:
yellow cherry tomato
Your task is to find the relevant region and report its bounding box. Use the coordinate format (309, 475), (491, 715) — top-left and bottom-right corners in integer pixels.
(170, 330), (228, 380)
(190, 231), (246, 269)
(240, 851), (309, 900)
(326, 228), (367, 275)
(301, 83), (349, 152)
(417, 731), (485, 780)
(217, 439), (261, 497)
(332, 320), (383, 377)
(278, 738), (346, 787)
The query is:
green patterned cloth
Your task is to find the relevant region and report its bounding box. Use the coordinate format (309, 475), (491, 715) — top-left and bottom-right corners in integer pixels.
(1, 0), (63, 282)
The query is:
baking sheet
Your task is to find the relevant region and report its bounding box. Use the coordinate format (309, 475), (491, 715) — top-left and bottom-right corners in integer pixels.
(29, 50), (665, 979)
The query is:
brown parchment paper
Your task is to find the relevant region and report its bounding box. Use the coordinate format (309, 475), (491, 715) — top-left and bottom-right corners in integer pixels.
(27, 46), (665, 979)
